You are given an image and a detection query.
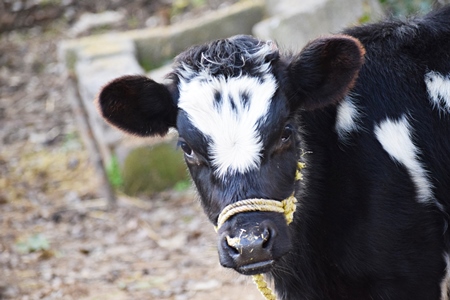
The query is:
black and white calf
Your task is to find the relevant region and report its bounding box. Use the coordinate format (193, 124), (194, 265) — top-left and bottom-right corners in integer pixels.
(97, 6), (450, 300)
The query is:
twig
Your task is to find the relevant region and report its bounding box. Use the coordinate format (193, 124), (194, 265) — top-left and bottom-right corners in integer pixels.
(64, 72), (117, 209)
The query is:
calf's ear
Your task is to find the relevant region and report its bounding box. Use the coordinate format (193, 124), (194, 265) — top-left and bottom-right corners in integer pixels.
(96, 75), (178, 137)
(287, 35), (365, 110)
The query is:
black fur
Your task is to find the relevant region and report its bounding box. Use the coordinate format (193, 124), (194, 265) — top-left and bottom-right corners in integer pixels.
(97, 6), (450, 299)
(287, 35), (365, 111)
(97, 75), (177, 136)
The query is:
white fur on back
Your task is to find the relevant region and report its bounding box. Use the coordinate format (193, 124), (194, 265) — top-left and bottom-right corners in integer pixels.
(335, 96), (362, 140)
(425, 71), (450, 114)
(374, 116), (435, 205)
(178, 74), (277, 178)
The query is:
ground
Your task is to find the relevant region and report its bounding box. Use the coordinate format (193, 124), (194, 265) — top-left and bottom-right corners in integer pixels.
(0, 1), (262, 299)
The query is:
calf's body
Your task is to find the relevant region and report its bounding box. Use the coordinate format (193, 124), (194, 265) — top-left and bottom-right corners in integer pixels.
(97, 7), (450, 299)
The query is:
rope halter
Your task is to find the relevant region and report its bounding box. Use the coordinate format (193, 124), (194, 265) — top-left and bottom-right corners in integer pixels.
(216, 194), (298, 230)
(215, 162), (305, 300)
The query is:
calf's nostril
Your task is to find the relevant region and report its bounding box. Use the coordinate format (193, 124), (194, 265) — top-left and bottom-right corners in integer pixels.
(261, 228), (271, 249)
(225, 235), (241, 255)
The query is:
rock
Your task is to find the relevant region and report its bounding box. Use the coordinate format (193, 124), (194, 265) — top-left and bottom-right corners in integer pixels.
(133, 0), (265, 67)
(70, 11), (125, 37)
(254, 0), (383, 49)
(121, 144), (188, 196)
(145, 15), (166, 28)
(263, 0), (321, 16)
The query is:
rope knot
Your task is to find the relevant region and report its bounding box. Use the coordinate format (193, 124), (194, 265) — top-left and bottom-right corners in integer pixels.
(281, 195), (297, 225)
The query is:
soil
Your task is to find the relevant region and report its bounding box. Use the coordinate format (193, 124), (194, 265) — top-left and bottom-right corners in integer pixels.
(0, 1), (263, 299)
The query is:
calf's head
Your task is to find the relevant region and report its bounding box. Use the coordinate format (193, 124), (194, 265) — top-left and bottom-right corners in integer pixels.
(97, 35), (364, 275)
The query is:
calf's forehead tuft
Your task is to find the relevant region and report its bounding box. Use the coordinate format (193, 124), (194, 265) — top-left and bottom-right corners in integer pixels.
(172, 35), (280, 81)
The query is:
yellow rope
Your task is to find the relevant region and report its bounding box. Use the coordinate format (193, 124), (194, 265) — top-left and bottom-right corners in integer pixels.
(216, 195), (297, 230)
(253, 274), (276, 300)
(296, 162), (306, 181)
(215, 161), (305, 300)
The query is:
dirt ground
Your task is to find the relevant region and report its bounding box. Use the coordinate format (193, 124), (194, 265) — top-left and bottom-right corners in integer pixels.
(0, 1), (263, 299)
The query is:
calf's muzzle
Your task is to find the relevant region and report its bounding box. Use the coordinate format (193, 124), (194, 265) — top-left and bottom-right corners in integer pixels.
(217, 212), (291, 275)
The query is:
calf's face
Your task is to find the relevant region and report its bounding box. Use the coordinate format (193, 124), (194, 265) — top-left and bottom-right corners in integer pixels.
(176, 66), (299, 274)
(96, 35), (364, 275)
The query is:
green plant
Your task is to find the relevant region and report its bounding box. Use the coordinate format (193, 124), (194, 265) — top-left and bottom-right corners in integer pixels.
(171, 0), (207, 18)
(191, 0), (207, 8)
(16, 234), (50, 254)
(174, 179), (192, 192)
(358, 12), (372, 24)
(106, 155), (123, 189)
(171, 0), (190, 16)
(127, 15), (140, 29)
(379, 0), (433, 16)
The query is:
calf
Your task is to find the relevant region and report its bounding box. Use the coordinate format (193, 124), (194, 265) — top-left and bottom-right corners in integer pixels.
(96, 6), (450, 300)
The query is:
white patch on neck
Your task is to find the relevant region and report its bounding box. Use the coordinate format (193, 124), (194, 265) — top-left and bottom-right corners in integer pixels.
(441, 253), (450, 300)
(178, 74), (277, 178)
(374, 116), (437, 205)
(335, 95), (362, 141)
(425, 71), (450, 114)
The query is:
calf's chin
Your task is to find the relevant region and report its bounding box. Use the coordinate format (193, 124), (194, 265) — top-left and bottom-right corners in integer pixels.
(216, 211), (292, 275)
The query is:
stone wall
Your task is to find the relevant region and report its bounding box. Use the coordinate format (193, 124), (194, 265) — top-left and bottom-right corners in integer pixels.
(256, 0), (383, 49)
(59, 0), (383, 196)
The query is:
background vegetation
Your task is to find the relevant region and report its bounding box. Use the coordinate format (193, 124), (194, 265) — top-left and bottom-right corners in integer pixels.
(380, 0), (450, 15)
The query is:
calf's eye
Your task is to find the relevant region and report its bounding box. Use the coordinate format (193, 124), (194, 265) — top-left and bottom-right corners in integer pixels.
(178, 140), (194, 158)
(281, 124), (293, 143)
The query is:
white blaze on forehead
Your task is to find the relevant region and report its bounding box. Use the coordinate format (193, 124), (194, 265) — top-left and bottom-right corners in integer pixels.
(178, 74), (277, 178)
(425, 71), (450, 114)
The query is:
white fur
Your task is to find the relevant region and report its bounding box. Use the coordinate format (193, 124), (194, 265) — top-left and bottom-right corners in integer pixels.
(335, 96), (362, 140)
(441, 253), (450, 300)
(425, 71), (450, 114)
(178, 74), (277, 178)
(374, 116), (435, 205)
